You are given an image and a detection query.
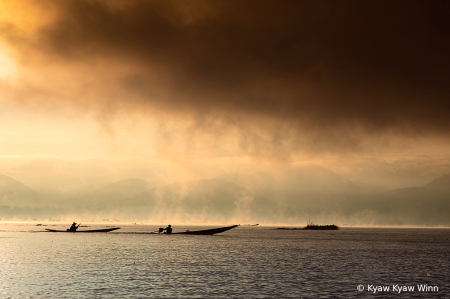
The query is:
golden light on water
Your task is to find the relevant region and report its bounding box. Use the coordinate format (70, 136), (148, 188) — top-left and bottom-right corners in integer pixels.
(1, 3), (450, 298)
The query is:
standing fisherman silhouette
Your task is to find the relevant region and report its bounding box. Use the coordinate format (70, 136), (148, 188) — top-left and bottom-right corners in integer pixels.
(68, 222), (81, 232)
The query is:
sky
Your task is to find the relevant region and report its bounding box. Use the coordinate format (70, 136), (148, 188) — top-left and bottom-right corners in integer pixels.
(1, 0), (450, 163)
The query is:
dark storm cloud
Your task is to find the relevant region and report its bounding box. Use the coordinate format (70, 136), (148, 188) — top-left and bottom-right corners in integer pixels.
(4, 0), (450, 152)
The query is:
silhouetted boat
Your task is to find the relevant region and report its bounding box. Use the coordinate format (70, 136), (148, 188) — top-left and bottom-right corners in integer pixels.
(45, 227), (120, 233)
(173, 225), (239, 235)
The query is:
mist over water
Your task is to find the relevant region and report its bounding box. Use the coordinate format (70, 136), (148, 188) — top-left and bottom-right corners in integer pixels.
(1, 3), (450, 298)
(1, 156), (450, 226)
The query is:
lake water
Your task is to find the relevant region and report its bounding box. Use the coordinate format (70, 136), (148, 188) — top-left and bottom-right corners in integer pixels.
(1, 223), (449, 298)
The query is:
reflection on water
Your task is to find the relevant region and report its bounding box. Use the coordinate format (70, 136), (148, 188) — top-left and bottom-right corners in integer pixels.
(1, 224), (449, 298)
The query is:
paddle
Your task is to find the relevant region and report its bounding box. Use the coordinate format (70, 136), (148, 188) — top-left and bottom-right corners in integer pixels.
(71, 223), (81, 231)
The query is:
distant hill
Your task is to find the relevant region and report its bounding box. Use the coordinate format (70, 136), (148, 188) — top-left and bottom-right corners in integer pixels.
(5, 158), (164, 196)
(2, 160), (450, 225)
(58, 177), (281, 222)
(422, 174), (450, 190)
(0, 174), (43, 208)
(61, 178), (155, 213)
(122, 178), (246, 219)
(6, 158), (118, 195)
(328, 156), (450, 189)
(363, 180), (450, 225)
(217, 165), (362, 212)
(10, 157), (66, 172)
(98, 178), (156, 196)
(220, 164), (358, 190)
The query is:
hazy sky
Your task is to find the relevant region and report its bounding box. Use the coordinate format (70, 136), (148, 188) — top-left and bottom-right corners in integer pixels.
(1, 0), (450, 163)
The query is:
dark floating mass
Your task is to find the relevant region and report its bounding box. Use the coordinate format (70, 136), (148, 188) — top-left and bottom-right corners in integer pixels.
(302, 224), (339, 230)
(276, 221), (339, 230)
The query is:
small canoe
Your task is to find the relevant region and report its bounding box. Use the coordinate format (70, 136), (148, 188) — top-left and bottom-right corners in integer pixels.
(45, 227), (120, 233)
(174, 224), (239, 235)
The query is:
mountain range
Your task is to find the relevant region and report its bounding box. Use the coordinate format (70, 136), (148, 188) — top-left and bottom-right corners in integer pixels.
(0, 158), (449, 225)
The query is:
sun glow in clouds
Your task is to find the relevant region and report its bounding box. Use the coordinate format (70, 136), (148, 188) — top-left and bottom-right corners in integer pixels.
(0, 42), (19, 82)
(0, 1), (449, 225)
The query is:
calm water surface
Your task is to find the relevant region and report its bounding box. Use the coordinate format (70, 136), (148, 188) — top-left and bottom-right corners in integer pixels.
(1, 224), (449, 298)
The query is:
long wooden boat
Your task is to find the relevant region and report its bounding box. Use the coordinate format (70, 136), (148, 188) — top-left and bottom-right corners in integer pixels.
(45, 227), (120, 233)
(173, 224), (239, 235)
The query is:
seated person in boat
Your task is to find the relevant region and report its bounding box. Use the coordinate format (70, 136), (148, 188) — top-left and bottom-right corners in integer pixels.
(165, 224), (172, 234)
(68, 222), (80, 232)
